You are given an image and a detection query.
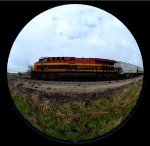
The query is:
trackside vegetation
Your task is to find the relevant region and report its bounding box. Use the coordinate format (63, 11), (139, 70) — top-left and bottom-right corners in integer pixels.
(9, 78), (143, 142)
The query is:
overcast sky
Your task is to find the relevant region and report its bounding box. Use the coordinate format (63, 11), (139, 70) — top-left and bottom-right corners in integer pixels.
(7, 4), (143, 73)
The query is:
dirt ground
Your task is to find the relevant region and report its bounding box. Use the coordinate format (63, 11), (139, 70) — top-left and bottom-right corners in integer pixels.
(7, 73), (143, 102)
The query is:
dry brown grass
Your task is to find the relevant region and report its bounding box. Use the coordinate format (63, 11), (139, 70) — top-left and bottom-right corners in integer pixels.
(8, 76), (143, 141)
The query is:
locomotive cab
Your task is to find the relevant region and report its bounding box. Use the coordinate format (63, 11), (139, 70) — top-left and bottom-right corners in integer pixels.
(39, 57), (48, 63)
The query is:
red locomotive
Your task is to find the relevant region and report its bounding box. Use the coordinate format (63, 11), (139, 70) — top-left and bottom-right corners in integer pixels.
(31, 57), (119, 80)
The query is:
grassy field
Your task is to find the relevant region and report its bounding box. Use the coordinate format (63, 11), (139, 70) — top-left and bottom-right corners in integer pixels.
(10, 79), (143, 142)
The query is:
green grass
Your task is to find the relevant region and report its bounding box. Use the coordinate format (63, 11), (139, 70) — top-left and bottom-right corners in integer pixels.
(11, 79), (143, 142)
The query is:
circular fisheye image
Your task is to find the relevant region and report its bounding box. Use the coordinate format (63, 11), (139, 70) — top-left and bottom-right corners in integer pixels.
(7, 4), (144, 142)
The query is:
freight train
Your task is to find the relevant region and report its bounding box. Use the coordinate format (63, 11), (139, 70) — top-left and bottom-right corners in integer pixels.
(31, 57), (143, 80)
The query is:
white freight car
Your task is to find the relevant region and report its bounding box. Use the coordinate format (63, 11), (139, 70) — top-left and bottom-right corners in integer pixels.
(137, 66), (144, 74)
(114, 61), (138, 75)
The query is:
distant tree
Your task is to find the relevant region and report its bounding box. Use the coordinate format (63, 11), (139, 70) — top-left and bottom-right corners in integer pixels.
(18, 72), (23, 75)
(27, 65), (33, 74)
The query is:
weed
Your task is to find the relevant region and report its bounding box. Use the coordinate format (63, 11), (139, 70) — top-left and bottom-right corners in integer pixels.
(11, 79), (143, 141)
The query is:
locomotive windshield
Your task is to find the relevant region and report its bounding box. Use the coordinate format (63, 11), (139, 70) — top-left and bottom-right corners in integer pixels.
(39, 57), (47, 62)
(39, 58), (44, 62)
